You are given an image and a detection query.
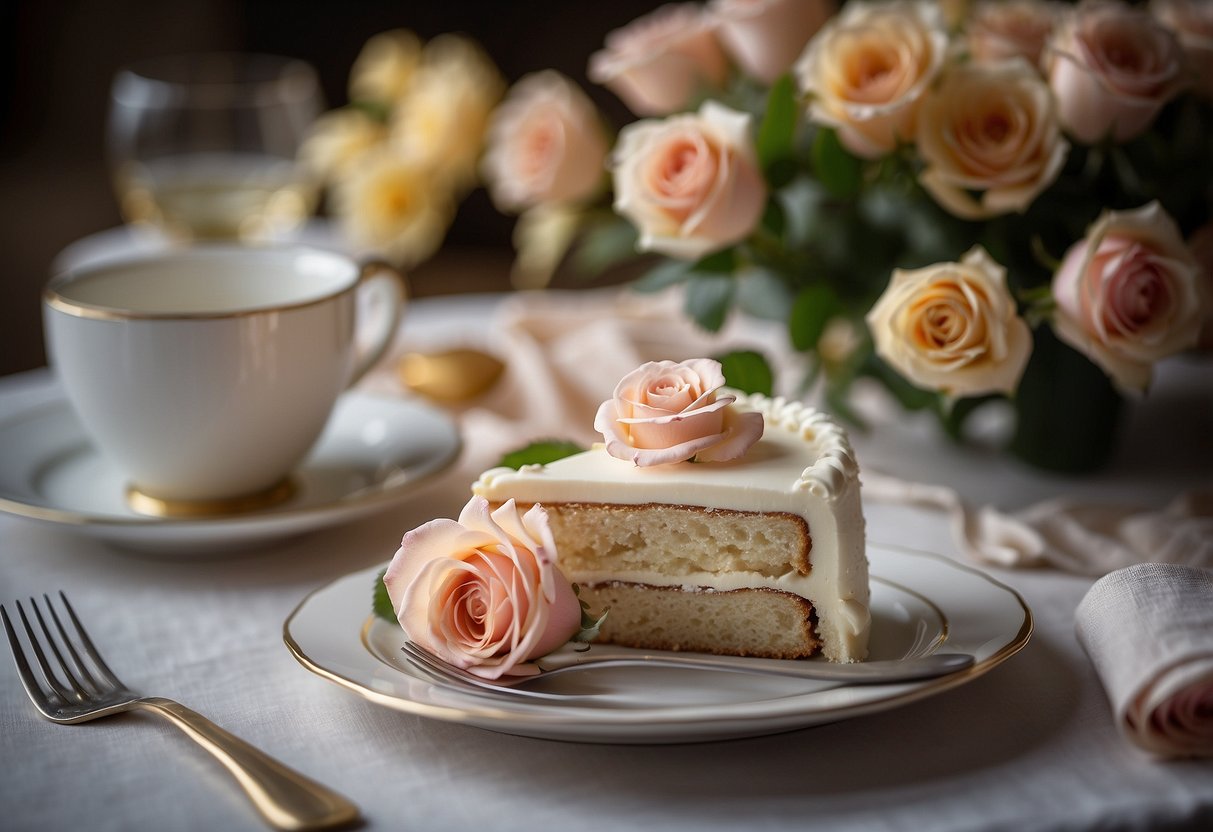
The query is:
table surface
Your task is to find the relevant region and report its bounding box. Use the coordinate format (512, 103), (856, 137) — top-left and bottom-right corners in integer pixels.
(2, 292), (1211, 832)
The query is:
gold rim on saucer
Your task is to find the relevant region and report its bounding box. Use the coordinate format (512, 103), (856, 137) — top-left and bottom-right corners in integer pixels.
(125, 477), (297, 518)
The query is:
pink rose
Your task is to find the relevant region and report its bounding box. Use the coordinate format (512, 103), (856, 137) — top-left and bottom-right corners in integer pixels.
(1153, 0), (1213, 98)
(482, 71), (609, 213)
(1051, 202), (1205, 393)
(710, 0), (835, 84)
(967, 0), (1065, 68)
(588, 3), (728, 116)
(383, 496), (582, 679)
(795, 0), (949, 159)
(611, 101), (767, 260)
(594, 358), (764, 466)
(1047, 0), (1186, 144)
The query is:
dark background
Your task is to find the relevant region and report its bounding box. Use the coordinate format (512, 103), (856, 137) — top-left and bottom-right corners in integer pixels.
(0, 0), (664, 377)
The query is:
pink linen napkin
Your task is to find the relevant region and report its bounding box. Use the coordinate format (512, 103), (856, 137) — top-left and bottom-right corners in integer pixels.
(1075, 563), (1213, 758)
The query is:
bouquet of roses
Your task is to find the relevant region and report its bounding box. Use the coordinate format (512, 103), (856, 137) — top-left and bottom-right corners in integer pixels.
(478, 0), (1212, 472)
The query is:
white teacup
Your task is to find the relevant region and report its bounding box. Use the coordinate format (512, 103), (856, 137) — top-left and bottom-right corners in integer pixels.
(42, 245), (406, 515)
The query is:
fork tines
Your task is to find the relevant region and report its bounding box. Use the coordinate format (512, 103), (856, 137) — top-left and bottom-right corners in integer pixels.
(2, 592), (122, 713)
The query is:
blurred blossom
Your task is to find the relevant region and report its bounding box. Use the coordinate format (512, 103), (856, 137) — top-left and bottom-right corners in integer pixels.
(710, 0), (835, 84)
(796, 0), (949, 159)
(482, 71), (609, 213)
(1047, 0), (1186, 144)
(1153, 0), (1213, 98)
(1051, 202), (1204, 393)
(966, 0), (1064, 68)
(334, 148), (455, 268)
(299, 108), (388, 184)
(611, 101), (767, 260)
(349, 29), (423, 106)
(588, 3), (728, 116)
(391, 35), (505, 190)
(917, 59), (1069, 220)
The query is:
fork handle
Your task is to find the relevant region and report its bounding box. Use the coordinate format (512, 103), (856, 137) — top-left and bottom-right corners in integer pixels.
(136, 697), (360, 831)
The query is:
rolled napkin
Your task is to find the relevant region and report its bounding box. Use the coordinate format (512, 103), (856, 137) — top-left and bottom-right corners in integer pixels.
(1075, 563), (1213, 758)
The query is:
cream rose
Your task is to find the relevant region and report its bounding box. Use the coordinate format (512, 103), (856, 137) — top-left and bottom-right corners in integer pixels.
(298, 108), (388, 185)
(966, 0), (1064, 68)
(1047, 0), (1186, 144)
(611, 101), (767, 260)
(1051, 202), (1204, 393)
(594, 358), (764, 467)
(383, 496), (582, 679)
(795, 0), (948, 159)
(710, 0), (835, 84)
(866, 247), (1033, 397)
(1153, 0), (1213, 98)
(588, 3), (728, 116)
(917, 59), (1069, 220)
(482, 71), (609, 213)
(349, 29), (422, 106)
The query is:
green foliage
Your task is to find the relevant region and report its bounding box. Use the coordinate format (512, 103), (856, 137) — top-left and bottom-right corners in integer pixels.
(683, 273), (735, 332)
(757, 74), (798, 177)
(571, 584), (609, 645)
(570, 215), (640, 277)
(372, 568), (395, 623)
(715, 350), (774, 396)
(811, 127), (862, 199)
(498, 440), (586, 470)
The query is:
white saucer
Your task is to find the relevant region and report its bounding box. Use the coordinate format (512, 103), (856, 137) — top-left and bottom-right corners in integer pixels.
(0, 392), (461, 555)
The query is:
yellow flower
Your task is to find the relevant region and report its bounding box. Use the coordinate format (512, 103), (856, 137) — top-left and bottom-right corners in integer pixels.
(349, 29), (423, 106)
(298, 108), (388, 184)
(391, 35), (505, 190)
(333, 147), (455, 267)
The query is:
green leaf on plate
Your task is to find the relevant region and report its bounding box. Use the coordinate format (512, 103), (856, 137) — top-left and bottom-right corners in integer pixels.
(715, 349), (774, 396)
(498, 440), (586, 470)
(372, 568), (395, 623)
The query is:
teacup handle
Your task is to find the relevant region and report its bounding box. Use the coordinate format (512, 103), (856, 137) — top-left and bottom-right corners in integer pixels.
(347, 260), (408, 386)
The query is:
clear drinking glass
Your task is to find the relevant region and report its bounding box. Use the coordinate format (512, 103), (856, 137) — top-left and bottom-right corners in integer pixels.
(107, 53), (324, 242)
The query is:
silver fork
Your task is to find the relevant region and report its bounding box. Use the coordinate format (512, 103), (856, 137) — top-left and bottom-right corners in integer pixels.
(2, 592), (360, 831)
(401, 640), (974, 699)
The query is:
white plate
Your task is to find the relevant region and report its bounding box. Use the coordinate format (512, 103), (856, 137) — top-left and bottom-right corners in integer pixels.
(0, 392), (460, 555)
(284, 544), (1032, 744)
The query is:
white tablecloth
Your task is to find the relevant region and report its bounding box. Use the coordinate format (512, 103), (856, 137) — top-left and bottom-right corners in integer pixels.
(2, 293), (1211, 832)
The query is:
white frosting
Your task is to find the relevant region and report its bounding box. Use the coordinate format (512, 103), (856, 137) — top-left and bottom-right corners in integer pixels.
(473, 393), (871, 661)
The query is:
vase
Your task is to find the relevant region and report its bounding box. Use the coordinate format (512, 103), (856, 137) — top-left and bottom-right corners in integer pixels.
(1009, 325), (1123, 473)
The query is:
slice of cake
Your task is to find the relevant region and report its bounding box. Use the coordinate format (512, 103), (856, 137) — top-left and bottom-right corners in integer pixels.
(472, 391), (870, 663)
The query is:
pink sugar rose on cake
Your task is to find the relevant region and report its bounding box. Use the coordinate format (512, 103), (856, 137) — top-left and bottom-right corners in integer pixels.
(595, 358), (764, 467)
(1046, 0), (1186, 144)
(383, 496), (582, 679)
(1050, 202), (1205, 394)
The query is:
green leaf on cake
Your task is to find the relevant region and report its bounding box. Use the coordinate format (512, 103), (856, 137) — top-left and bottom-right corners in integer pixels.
(570, 584), (609, 646)
(715, 349), (774, 396)
(372, 568), (396, 623)
(498, 440), (585, 470)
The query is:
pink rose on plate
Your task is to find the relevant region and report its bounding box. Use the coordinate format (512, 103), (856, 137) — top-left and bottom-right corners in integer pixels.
(594, 358), (764, 467)
(1051, 202), (1205, 394)
(1047, 0), (1186, 144)
(588, 3), (728, 116)
(383, 496), (582, 679)
(611, 101), (767, 260)
(482, 71), (609, 213)
(709, 0), (835, 84)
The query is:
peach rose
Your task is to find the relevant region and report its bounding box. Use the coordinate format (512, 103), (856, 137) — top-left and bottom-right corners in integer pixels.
(588, 3), (728, 116)
(482, 71), (609, 213)
(866, 247), (1033, 397)
(966, 0), (1065, 68)
(1153, 0), (1213, 98)
(594, 358), (764, 466)
(383, 496), (582, 679)
(795, 0), (948, 159)
(611, 101), (767, 260)
(917, 59), (1069, 220)
(1046, 0), (1186, 144)
(710, 0), (835, 84)
(1051, 202), (1205, 393)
